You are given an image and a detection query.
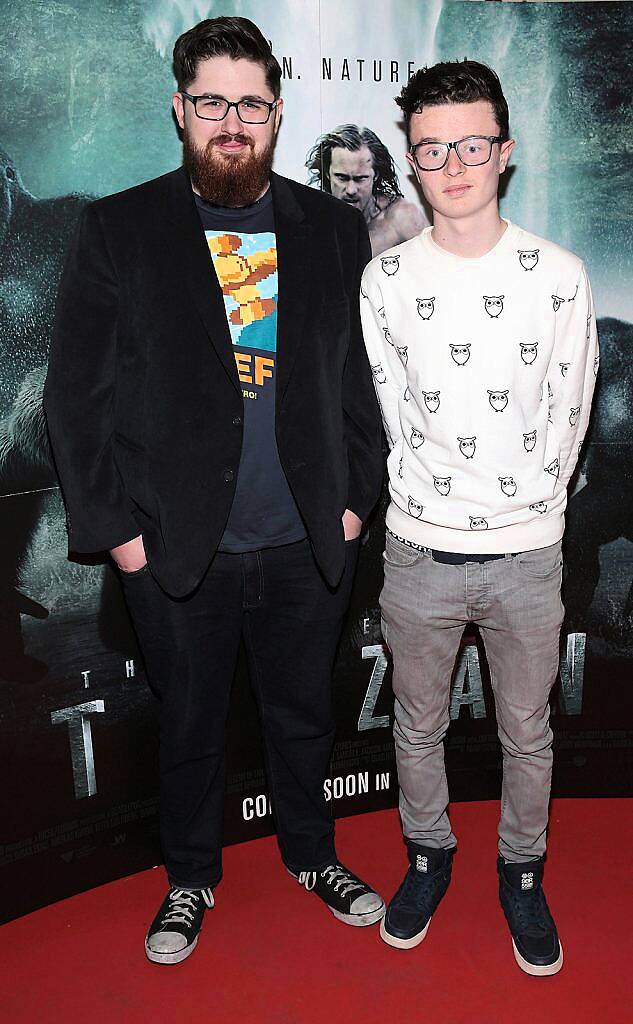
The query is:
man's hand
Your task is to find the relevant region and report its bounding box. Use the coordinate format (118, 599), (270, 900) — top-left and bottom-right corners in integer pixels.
(110, 535), (147, 573)
(342, 509), (363, 541)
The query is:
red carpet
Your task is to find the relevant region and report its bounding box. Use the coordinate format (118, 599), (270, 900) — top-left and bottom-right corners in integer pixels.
(2, 799), (630, 1024)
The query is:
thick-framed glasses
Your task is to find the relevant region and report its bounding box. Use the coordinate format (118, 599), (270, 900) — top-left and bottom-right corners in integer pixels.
(181, 92), (278, 124)
(409, 135), (504, 171)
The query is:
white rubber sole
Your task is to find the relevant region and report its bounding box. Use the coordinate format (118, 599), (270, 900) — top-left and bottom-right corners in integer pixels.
(379, 916), (431, 949)
(512, 938), (564, 977)
(145, 934), (199, 965)
(285, 867), (385, 927)
(329, 901), (386, 927)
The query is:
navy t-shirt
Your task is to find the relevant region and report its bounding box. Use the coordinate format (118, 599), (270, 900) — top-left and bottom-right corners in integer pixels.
(195, 188), (306, 552)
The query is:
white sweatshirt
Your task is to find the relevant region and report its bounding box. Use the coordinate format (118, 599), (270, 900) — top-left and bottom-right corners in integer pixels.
(360, 221), (599, 553)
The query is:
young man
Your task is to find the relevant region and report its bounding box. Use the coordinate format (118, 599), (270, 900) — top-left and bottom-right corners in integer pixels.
(44, 17), (385, 965)
(306, 125), (428, 256)
(360, 60), (598, 976)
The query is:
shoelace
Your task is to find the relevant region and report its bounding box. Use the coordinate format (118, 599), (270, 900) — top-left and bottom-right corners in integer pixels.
(161, 888), (214, 929)
(506, 885), (549, 937)
(393, 865), (442, 915)
(298, 864), (364, 897)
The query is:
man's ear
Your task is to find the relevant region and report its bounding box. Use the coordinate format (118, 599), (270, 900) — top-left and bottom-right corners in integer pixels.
(403, 147), (419, 181)
(405, 150), (420, 183)
(173, 92), (185, 131)
(499, 138), (515, 174)
(273, 97), (284, 135)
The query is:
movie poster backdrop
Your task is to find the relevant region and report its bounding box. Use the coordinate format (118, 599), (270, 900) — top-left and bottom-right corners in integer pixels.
(1, 0), (631, 921)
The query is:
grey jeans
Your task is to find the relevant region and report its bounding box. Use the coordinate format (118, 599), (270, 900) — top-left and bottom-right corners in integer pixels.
(380, 533), (564, 863)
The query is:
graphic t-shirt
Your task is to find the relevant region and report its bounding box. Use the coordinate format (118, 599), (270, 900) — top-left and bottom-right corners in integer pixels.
(195, 188), (305, 551)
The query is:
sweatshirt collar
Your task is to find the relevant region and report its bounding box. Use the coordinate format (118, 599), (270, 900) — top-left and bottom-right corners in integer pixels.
(421, 218), (517, 266)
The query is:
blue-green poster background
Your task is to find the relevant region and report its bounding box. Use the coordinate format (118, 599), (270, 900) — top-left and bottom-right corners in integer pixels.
(1, 1), (631, 921)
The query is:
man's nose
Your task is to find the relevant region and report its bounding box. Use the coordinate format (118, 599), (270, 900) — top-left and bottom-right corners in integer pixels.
(444, 147), (464, 177)
(223, 105), (243, 133)
(345, 181), (359, 196)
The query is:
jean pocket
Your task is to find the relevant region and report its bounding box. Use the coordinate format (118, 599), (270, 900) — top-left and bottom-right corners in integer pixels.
(515, 543), (562, 580)
(383, 533), (423, 568)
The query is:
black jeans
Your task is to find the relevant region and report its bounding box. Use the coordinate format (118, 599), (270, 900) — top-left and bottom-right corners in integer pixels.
(120, 537), (359, 889)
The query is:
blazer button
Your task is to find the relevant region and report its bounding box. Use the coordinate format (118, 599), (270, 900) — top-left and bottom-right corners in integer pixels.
(223, 469), (234, 482)
(232, 416), (242, 426)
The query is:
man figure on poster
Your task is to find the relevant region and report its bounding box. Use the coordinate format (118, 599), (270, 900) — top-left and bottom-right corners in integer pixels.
(361, 60), (598, 975)
(306, 125), (428, 256)
(44, 16), (385, 965)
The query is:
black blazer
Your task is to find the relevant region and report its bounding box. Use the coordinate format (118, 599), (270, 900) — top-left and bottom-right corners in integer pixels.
(44, 168), (383, 597)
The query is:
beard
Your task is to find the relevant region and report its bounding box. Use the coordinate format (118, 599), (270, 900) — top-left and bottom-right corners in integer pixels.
(183, 128), (276, 207)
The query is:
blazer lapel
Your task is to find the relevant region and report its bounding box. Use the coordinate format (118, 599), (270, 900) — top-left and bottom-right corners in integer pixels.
(271, 173), (313, 404)
(164, 168), (240, 394)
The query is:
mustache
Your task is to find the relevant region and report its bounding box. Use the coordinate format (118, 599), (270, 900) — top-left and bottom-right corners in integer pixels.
(211, 132), (254, 149)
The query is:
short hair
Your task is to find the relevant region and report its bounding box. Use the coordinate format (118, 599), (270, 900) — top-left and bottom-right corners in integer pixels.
(172, 16), (282, 98)
(306, 125), (403, 199)
(396, 60), (509, 142)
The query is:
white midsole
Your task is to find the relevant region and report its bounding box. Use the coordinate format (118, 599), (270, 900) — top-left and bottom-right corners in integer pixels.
(512, 938), (564, 977)
(379, 916), (431, 949)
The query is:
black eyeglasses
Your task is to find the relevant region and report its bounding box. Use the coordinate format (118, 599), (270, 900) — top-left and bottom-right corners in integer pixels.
(181, 92), (278, 124)
(409, 135), (505, 171)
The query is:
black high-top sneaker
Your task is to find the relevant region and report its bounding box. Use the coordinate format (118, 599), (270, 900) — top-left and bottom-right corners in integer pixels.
(498, 857), (563, 976)
(145, 887), (214, 965)
(380, 843), (454, 949)
(292, 862), (385, 926)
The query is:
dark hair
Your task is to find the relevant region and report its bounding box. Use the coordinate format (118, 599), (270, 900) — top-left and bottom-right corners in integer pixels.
(305, 125), (403, 199)
(172, 16), (282, 98)
(396, 60), (509, 142)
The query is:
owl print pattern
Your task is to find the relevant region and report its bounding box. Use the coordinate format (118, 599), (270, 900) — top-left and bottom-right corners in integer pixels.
(450, 344), (471, 366)
(381, 255), (400, 275)
(483, 295), (504, 317)
(422, 391), (440, 413)
(488, 390), (509, 412)
(520, 343), (538, 365)
(518, 249), (539, 270)
(417, 297), (435, 319)
(523, 430), (537, 452)
(499, 476), (517, 497)
(359, 222), (598, 550)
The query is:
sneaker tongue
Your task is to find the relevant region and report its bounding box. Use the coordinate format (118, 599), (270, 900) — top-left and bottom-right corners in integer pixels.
(415, 853), (430, 874)
(407, 845), (448, 874)
(504, 860), (543, 891)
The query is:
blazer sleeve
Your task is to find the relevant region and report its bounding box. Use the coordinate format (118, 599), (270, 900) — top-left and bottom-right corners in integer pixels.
(342, 212), (384, 522)
(43, 202), (139, 553)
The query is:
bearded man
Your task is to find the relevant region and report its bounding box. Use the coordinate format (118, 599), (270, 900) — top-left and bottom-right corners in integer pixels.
(44, 16), (384, 964)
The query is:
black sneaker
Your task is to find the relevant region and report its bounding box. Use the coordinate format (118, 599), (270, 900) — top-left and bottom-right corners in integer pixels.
(145, 887), (214, 965)
(380, 843), (454, 949)
(293, 862), (385, 926)
(498, 857), (563, 976)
